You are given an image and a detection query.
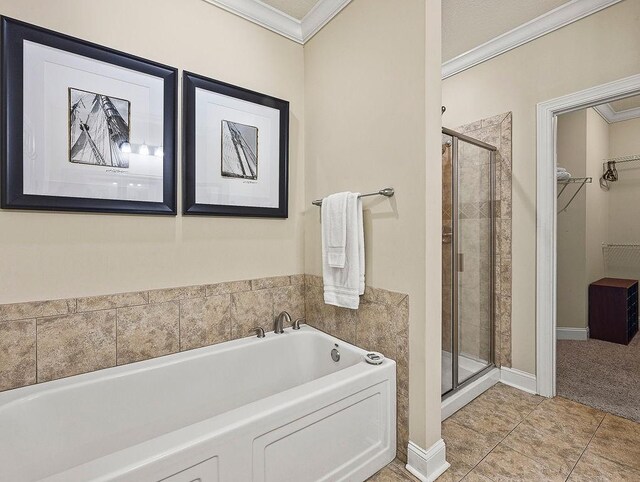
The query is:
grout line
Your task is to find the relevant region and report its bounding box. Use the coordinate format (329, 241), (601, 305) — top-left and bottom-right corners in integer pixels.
(470, 413), (526, 475)
(115, 309), (119, 366)
(493, 397), (578, 479)
(34, 318), (38, 384)
(565, 413), (606, 481)
(451, 389), (548, 480)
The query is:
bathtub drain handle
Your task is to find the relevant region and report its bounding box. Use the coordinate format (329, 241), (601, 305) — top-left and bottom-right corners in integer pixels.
(331, 347), (340, 362)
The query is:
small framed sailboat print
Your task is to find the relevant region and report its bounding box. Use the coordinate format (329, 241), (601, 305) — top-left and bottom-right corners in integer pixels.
(182, 72), (289, 218)
(1, 17), (177, 215)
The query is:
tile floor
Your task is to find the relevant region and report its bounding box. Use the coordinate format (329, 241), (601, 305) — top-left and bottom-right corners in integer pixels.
(367, 383), (640, 481)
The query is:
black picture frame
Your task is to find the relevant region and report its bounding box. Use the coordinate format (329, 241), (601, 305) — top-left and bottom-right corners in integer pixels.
(183, 71), (289, 218)
(1, 17), (178, 215)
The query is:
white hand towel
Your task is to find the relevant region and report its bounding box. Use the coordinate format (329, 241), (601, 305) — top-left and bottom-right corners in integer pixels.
(322, 192), (364, 309)
(322, 192), (349, 268)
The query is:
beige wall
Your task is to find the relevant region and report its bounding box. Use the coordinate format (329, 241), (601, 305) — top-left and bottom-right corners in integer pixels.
(1, 0), (443, 451)
(585, 109), (610, 288)
(0, 0), (305, 304)
(605, 117), (640, 280)
(442, 0), (640, 374)
(608, 117), (640, 242)
(303, 0), (442, 449)
(556, 111), (587, 329)
(556, 108), (610, 330)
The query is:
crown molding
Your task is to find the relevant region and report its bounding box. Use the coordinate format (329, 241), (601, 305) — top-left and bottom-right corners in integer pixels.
(301, 0), (351, 42)
(442, 0), (623, 79)
(593, 103), (640, 124)
(202, 0), (351, 44)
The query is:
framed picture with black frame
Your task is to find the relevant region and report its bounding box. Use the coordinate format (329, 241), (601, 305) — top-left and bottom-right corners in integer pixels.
(1, 17), (177, 215)
(183, 71), (289, 218)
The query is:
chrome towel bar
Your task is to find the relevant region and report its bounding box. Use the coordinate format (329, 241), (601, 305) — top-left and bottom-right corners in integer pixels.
(312, 188), (394, 206)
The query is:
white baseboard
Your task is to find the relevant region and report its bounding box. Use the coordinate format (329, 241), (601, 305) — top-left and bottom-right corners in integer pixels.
(500, 367), (537, 394)
(556, 327), (589, 340)
(441, 367), (500, 420)
(406, 440), (450, 482)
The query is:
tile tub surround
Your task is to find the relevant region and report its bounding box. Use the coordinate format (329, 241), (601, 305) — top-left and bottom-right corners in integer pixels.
(0, 275), (305, 392)
(304, 274), (410, 463)
(0, 273), (408, 463)
(456, 112), (513, 368)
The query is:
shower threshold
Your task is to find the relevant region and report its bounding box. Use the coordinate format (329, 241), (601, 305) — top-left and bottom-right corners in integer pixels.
(441, 364), (500, 421)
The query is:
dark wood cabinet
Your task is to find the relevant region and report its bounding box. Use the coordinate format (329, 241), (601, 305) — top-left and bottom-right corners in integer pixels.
(589, 278), (638, 345)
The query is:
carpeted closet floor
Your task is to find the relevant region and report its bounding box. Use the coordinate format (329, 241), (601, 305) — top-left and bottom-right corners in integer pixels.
(557, 334), (640, 423)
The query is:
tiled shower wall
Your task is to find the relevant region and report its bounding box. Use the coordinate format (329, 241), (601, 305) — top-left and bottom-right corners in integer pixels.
(0, 274), (409, 461)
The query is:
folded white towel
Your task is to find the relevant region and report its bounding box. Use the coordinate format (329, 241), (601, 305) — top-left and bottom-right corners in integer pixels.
(557, 170), (571, 181)
(322, 192), (364, 309)
(556, 166), (567, 172)
(322, 192), (349, 268)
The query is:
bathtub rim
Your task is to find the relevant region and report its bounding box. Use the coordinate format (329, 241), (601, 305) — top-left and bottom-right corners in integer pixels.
(0, 325), (376, 409)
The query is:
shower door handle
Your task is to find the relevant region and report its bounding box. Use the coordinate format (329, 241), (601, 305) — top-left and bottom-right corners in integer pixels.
(458, 253), (464, 272)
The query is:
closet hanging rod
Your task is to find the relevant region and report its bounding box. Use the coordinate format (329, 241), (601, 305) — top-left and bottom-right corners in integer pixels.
(602, 154), (640, 164)
(602, 243), (640, 249)
(312, 188), (395, 206)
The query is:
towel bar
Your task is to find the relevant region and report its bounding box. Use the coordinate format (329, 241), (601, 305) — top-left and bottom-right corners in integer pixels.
(312, 188), (394, 206)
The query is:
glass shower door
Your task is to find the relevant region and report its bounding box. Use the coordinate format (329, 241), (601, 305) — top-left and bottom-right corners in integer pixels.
(442, 128), (495, 397)
(455, 138), (494, 385)
(442, 133), (454, 394)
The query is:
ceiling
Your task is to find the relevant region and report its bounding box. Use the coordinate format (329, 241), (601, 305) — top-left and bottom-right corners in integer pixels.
(261, 0), (320, 20)
(203, 0), (350, 43)
(609, 96), (640, 112)
(594, 94), (640, 124)
(442, 0), (571, 61)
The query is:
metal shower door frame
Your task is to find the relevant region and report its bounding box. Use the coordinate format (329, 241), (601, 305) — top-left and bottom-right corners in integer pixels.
(442, 127), (497, 399)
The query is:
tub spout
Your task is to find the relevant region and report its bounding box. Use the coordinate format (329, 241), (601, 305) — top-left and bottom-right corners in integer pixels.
(252, 327), (265, 338)
(274, 311), (290, 334)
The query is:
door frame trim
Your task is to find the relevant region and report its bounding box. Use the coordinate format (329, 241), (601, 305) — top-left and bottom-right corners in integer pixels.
(535, 73), (640, 397)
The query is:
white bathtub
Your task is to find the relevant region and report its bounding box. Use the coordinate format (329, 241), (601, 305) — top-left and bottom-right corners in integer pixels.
(0, 325), (396, 481)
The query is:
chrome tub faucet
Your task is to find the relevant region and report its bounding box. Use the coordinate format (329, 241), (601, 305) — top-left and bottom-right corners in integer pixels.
(274, 311), (290, 334)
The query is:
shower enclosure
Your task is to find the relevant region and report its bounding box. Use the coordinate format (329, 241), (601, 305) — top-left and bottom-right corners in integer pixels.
(442, 127), (496, 397)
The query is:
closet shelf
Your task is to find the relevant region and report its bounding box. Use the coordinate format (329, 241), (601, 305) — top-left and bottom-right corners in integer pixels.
(557, 177), (592, 214)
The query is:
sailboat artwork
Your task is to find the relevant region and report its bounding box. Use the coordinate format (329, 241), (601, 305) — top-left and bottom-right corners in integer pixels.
(68, 87), (131, 168)
(221, 120), (258, 180)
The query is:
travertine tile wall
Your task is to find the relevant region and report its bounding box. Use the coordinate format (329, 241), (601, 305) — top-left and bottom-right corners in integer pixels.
(0, 275), (304, 391)
(0, 273), (409, 461)
(304, 274), (410, 463)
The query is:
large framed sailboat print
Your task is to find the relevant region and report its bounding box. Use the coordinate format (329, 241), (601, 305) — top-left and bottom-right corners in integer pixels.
(183, 71), (289, 218)
(1, 17), (177, 214)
